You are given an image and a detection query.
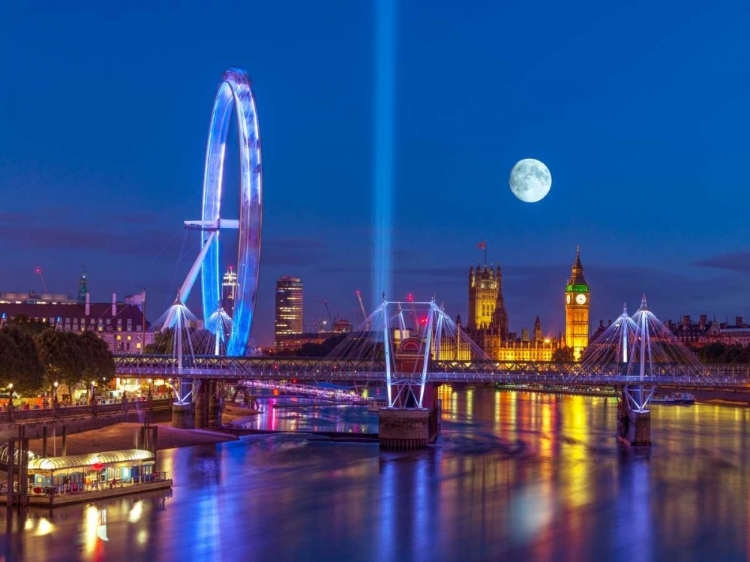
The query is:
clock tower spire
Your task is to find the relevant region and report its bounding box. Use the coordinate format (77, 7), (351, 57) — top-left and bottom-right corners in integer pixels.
(565, 246), (590, 361)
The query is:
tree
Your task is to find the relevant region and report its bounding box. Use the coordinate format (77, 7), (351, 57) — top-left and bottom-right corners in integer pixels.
(0, 330), (23, 389)
(552, 347), (574, 362)
(0, 326), (45, 393)
(36, 330), (87, 391)
(723, 344), (747, 364)
(78, 330), (115, 385)
(699, 343), (729, 364)
(293, 334), (349, 357)
(144, 327), (215, 356)
(144, 328), (175, 355)
(6, 314), (51, 338)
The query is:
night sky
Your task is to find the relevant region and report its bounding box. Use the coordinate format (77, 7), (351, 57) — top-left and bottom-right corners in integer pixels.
(2, 1), (750, 346)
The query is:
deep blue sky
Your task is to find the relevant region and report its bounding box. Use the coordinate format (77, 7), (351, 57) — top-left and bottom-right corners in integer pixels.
(2, 1), (750, 345)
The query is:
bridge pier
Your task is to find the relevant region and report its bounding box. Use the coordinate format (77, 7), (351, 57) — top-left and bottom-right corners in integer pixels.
(378, 383), (441, 450)
(617, 386), (653, 446)
(207, 380), (224, 429)
(379, 409), (430, 449)
(195, 381), (209, 429)
(172, 403), (195, 429)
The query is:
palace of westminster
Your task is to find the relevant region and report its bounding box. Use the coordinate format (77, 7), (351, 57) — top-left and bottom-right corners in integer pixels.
(462, 248), (590, 362)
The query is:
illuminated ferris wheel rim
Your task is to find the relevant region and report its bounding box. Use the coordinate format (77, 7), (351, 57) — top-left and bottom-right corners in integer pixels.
(200, 68), (263, 356)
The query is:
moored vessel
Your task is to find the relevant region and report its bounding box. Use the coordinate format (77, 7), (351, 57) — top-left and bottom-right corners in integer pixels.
(652, 392), (695, 405)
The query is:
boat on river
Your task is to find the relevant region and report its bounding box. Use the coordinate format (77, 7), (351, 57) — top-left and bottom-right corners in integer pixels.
(652, 392), (695, 405)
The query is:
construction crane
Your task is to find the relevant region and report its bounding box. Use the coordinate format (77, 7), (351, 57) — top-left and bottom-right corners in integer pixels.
(324, 300), (334, 329)
(35, 267), (48, 293)
(355, 290), (369, 328)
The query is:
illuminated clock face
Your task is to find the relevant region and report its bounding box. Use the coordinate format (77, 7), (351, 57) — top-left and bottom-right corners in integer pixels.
(576, 294), (587, 305)
(566, 294), (571, 304)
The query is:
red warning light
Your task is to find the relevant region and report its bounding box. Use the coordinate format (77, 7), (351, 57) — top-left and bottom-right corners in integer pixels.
(407, 293), (414, 302)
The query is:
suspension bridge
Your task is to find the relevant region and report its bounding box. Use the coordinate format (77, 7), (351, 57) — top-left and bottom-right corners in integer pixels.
(134, 68), (740, 448)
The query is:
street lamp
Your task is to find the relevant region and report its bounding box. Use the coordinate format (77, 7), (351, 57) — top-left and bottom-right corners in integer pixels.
(7, 383), (13, 408)
(53, 381), (59, 403)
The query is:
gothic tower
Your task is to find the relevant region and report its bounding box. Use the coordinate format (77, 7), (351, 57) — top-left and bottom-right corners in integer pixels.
(491, 265), (509, 340)
(564, 247), (590, 361)
(468, 265), (498, 330)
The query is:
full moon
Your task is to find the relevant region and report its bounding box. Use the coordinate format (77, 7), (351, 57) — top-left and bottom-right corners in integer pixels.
(509, 158), (552, 203)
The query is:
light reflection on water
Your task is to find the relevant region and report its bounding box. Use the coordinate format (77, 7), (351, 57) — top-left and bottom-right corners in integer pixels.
(233, 395), (380, 433)
(4, 387), (750, 561)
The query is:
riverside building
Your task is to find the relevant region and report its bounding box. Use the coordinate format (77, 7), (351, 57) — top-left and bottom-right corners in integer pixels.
(0, 272), (153, 354)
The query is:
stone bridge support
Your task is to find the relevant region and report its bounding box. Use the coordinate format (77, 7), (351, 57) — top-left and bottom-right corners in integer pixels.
(195, 381), (209, 428)
(193, 379), (224, 429)
(172, 402), (195, 429)
(378, 383), (441, 450)
(173, 379), (224, 430)
(207, 380), (224, 429)
(617, 385), (653, 446)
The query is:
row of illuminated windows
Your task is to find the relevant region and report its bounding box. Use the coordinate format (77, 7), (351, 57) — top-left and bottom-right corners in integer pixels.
(27, 316), (136, 327)
(115, 342), (142, 351)
(59, 325), (144, 333)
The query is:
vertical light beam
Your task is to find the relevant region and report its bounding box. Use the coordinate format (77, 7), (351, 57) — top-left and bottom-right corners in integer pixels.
(372, 0), (397, 310)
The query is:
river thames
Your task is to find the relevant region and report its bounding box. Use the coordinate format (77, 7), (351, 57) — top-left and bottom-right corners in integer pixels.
(4, 387), (750, 561)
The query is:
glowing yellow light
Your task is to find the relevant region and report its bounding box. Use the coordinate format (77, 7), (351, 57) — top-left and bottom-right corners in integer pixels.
(128, 500), (143, 523)
(83, 505), (99, 554)
(35, 517), (54, 536)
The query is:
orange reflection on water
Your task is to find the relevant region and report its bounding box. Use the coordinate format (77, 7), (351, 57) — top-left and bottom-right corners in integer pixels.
(539, 397), (553, 459)
(494, 389), (502, 432)
(437, 385), (456, 420)
(558, 395), (590, 510)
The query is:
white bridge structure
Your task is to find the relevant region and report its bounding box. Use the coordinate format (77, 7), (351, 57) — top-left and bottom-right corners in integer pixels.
(139, 69), (740, 447)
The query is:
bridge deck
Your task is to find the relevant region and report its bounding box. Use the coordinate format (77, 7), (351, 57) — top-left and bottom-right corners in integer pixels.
(113, 355), (750, 388)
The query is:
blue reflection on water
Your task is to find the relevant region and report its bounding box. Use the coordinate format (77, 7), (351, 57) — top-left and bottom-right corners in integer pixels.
(231, 396), (380, 433)
(4, 390), (750, 561)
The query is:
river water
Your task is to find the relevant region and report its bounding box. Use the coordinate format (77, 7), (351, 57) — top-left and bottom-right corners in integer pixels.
(4, 387), (750, 561)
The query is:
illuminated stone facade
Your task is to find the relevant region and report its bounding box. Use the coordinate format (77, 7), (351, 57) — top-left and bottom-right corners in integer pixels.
(564, 248), (590, 361)
(465, 264), (559, 361)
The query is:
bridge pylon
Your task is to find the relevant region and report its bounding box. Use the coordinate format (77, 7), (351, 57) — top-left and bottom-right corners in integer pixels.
(352, 299), (474, 449)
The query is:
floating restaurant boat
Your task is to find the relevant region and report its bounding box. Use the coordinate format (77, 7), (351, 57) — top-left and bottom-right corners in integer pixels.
(1, 448), (172, 508)
(652, 392), (695, 406)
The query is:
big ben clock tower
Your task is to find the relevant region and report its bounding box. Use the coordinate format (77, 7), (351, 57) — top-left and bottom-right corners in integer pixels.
(565, 247), (590, 361)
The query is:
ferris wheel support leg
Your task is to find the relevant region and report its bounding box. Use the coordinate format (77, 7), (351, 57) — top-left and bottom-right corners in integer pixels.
(176, 231), (217, 305)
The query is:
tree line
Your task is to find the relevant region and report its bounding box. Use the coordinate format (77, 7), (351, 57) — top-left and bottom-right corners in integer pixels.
(0, 316), (115, 396)
(696, 342), (750, 364)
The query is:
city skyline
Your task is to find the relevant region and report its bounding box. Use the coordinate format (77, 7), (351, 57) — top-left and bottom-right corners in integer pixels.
(2, 2), (750, 346)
